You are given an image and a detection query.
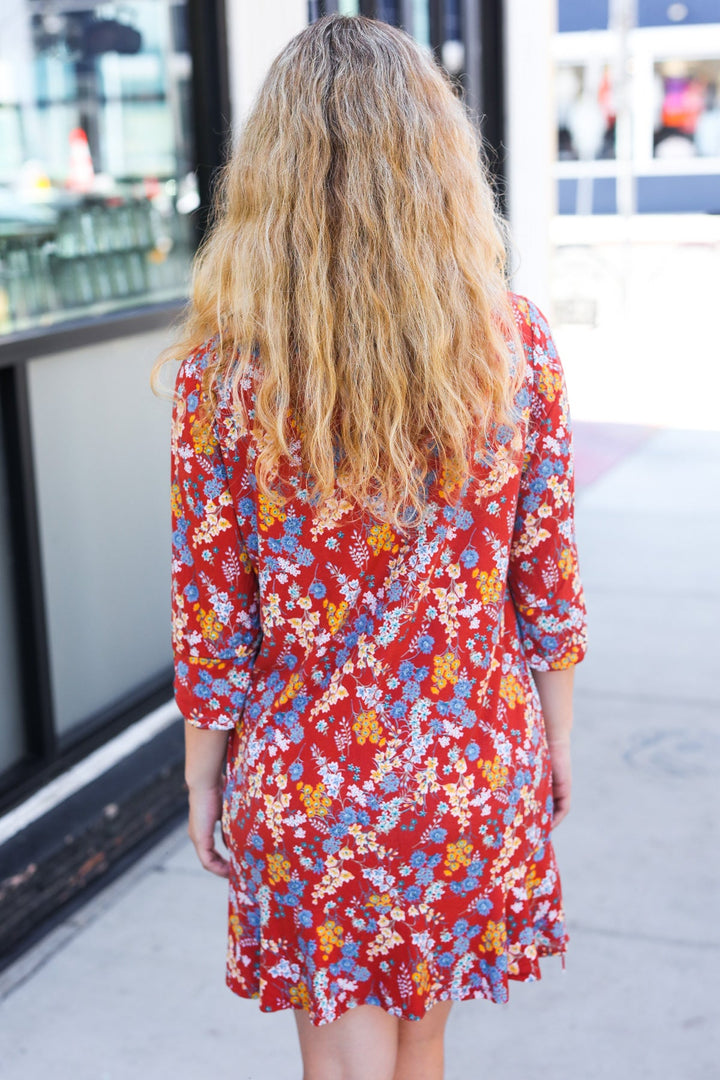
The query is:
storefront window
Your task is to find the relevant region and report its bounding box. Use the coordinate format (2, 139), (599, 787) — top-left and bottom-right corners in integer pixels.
(556, 62), (616, 161)
(653, 58), (720, 158)
(0, 0), (195, 337)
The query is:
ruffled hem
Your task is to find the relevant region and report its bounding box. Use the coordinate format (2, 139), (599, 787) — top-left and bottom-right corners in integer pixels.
(224, 936), (569, 1028)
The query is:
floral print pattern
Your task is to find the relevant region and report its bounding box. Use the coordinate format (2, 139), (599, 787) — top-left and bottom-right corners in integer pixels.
(170, 294), (588, 1026)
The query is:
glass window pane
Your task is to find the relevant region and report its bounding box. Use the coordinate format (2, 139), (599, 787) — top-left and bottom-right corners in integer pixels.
(412, 1), (431, 48)
(377, 1), (400, 25)
(0, 408), (26, 774)
(556, 62), (616, 161)
(28, 331), (172, 739)
(0, 0), (196, 338)
(654, 59), (720, 159)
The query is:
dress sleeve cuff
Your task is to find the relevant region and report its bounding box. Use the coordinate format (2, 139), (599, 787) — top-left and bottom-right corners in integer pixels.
(174, 656), (248, 731)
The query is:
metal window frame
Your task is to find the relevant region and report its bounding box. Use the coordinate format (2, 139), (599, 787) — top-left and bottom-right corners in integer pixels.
(0, 0), (230, 815)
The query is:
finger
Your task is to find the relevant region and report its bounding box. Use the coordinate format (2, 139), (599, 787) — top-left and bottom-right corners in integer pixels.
(204, 852), (231, 878)
(196, 841), (231, 878)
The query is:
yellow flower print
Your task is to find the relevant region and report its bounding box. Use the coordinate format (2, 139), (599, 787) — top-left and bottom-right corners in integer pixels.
(444, 837), (474, 875)
(366, 892), (393, 913)
(553, 645), (583, 668)
(297, 781), (332, 818)
(170, 482), (182, 519)
(289, 982), (311, 1010)
(317, 919), (344, 960)
(258, 491), (287, 530)
(323, 598), (349, 635)
(190, 416), (218, 456)
(198, 607), (224, 642)
(525, 864), (541, 899)
(438, 461), (464, 501)
(480, 756), (509, 791)
(538, 365), (563, 402)
(479, 919), (507, 955)
(352, 709), (386, 746)
(499, 673), (526, 709)
(472, 565), (503, 603)
(411, 959), (432, 995)
(431, 652), (460, 693)
(367, 523), (399, 556)
(277, 672), (303, 705)
(267, 852), (291, 884)
(558, 547), (574, 580)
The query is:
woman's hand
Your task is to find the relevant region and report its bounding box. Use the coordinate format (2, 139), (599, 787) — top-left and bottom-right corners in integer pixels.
(547, 738), (572, 829)
(530, 667), (575, 829)
(184, 722), (231, 876)
(187, 782), (230, 878)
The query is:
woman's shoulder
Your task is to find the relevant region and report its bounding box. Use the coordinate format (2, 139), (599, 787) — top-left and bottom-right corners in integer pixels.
(507, 291), (567, 421)
(175, 337), (262, 408)
(507, 291), (561, 369)
(507, 291), (554, 347)
(173, 336), (220, 403)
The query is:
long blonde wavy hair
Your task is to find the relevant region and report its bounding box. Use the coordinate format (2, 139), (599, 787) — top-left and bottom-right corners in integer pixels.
(156, 14), (525, 529)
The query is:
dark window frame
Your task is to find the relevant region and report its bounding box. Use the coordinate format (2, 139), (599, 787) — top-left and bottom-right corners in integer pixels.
(0, 0), (230, 815)
(308, 3), (506, 206)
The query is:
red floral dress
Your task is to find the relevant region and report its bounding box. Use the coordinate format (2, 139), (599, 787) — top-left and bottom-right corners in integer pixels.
(170, 293), (588, 1026)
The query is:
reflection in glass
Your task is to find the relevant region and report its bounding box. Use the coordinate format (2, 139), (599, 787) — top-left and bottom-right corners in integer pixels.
(0, 0), (196, 337)
(653, 59), (720, 158)
(556, 62), (617, 161)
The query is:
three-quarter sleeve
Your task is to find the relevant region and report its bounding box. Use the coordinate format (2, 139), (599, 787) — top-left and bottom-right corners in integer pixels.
(508, 300), (588, 671)
(171, 352), (262, 729)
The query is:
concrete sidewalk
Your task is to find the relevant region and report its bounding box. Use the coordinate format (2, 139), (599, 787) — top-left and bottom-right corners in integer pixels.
(1, 424), (718, 1080)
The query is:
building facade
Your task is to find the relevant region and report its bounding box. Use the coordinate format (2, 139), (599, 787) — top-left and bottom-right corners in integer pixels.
(555, 0), (720, 213)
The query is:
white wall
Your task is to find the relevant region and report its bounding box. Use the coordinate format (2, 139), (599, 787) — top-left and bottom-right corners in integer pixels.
(504, 0), (557, 314)
(225, 0), (308, 128)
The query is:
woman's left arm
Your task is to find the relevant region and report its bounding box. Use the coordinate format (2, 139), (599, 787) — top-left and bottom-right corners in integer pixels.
(170, 350), (261, 877)
(185, 723), (231, 878)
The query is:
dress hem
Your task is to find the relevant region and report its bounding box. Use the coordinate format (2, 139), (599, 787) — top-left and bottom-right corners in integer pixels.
(224, 942), (568, 1028)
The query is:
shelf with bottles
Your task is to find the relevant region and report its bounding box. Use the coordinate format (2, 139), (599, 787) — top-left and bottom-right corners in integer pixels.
(0, 191), (194, 335)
